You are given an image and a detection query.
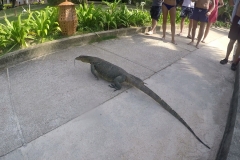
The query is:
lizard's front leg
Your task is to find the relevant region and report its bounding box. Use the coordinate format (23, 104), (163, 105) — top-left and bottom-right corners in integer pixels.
(91, 64), (99, 80)
(109, 75), (126, 91)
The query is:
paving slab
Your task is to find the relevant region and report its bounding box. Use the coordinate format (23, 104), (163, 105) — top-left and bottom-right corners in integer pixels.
(0, 27), (237, 159)
(6, 45), (154, 145)
(94, 34), (190, 72)
(0, 70), (23, 156)
(144, 53), (234, 159)
(0, 149), (24, 160)
(2, 41), (234, 159)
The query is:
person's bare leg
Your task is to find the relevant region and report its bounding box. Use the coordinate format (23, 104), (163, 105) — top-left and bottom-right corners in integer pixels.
(195, 22), (206, 49)
(233, 42), (240, 64)
(162, 5), (168, 39)
(151, 19), (157, 31)
(226, 40), (236, 59)
(187, 19), (193, 38)
(188, 19), (197, 45)
(220, 39), (236, 64)
(147, 19), (157, 34)
(178, 18), (185, 35)
(169, 7), (177, 44)
(202, 22), (212, 43)
(231, 42), (240, 70)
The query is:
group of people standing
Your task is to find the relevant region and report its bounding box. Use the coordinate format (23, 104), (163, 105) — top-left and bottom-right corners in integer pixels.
(146, 0), (240, 71)
(146, 0), (224, 47)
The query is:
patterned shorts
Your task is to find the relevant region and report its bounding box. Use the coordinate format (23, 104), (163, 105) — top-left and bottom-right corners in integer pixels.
(150, 6), (162, 21)
(180, 6), (194, 19)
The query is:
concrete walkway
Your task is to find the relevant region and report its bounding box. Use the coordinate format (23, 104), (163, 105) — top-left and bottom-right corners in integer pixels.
(0, 27), (237, 159)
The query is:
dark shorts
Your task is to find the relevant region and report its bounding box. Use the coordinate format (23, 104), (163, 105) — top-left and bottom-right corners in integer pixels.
(150, 6), (162, 21)
(190, 7), (208, 22)
(228, 15), (240, 43)
(180, 6), (194, 18)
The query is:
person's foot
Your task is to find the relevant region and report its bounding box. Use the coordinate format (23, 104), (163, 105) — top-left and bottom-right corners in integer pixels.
(188, 41), (194, 45)
(146, 31), (153, 35)
(220, 58), (228, 65)
(187, 35), (192, 39)
(160, 36), (166, 41)
(231, 63), (238, 71)
(201, 40), (205, 43)
(177, 33), (182, 36)
(195, 42), (200, 49)
(171, 40), (177, 45)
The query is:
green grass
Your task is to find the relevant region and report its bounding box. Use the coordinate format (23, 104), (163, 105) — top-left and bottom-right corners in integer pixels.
(0, 4), (48, 24)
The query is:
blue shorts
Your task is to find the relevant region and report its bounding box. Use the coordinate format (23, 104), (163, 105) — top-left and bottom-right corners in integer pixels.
(180, 6), (194, 19)
(150, 6), (162, 21)
(190, 7), (208, 22)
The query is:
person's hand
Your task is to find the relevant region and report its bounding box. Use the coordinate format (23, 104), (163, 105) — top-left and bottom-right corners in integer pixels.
(206, 11), (211, 17)
(218, 2), (224, 8)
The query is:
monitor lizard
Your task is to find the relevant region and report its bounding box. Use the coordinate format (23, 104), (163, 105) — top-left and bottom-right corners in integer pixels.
(75, 55), (210, 149)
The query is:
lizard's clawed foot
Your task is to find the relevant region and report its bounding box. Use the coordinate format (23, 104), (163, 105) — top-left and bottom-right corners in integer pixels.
(109, 84), (116, 88)
(109, 84), (121, 91)
(109, 84), (117, 91)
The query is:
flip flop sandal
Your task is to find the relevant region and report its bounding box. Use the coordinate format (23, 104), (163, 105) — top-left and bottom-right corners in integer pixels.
(220, 58), (228, 64)
(231, 63), (238, 71)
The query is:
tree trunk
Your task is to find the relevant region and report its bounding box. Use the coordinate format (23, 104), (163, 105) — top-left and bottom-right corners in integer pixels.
(12, 0), (16, 8)
(0, 0), (3, 10)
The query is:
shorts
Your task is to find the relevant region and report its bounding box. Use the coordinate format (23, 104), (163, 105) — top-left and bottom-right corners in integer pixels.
(228, 15), (240, 43)
(190, 7), (208, 22)
(180, 6), (194, 19)
(150, 6), (162, 21)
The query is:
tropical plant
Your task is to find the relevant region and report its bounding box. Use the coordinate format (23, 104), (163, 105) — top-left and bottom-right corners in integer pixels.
(218, 0), (233, 22)
(100, 0), (122, 30)
(3, 3), (12, 9)
(1, 1), (153, 55)
(29, 6), (61, 43)
(0, 14), (34, 52)
(76, 3), (104, 31)
(102, 0), (121, 13)
(115, 4), (131, 28)
(129, 9), (150, 26)
(101, 11), (118, 30)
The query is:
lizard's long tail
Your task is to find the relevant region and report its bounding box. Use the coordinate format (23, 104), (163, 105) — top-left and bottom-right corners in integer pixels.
(128, 78), (210, 149)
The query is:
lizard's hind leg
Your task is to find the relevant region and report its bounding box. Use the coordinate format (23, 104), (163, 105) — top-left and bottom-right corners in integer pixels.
(109, 75), (126, 91)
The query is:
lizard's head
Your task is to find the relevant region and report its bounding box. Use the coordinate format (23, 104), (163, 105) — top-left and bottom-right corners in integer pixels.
(75, 55), (100, 63)
(75, 55), (92, 62)
(75, 55), (102, 65)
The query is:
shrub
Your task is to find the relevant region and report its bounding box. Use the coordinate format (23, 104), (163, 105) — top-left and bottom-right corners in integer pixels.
(3, 3), (12, 9)
(29, 6), (61, 42)
(0, 1), (154, 55)
(0, 14), (34, 51)
(76, 3), (104, 31)
(76, 1), (151, 32)
(218, 0), (233, 23)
